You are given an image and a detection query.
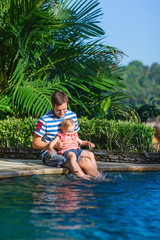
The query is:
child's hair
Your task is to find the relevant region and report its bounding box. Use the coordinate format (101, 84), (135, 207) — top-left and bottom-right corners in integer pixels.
(61, 118), (75, 129)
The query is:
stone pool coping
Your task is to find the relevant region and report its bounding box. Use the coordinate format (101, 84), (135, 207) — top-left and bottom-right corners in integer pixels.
(1, 158), (160, 179)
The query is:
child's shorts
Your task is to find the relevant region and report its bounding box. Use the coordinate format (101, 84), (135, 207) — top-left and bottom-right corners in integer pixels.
(63, 149), (83, 163)
(41, 150), (69, 167)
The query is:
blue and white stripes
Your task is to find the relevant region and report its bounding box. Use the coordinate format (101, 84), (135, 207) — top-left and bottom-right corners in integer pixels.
(35, 109), (79, 142)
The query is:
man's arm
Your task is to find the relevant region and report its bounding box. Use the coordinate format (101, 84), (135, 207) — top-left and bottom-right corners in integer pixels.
(49, 136), (59, 151)
(32, 133), (65, 150)
(32, 133), (50, 150)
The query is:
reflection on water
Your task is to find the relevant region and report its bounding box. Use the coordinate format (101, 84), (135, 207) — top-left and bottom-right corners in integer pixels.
(0, 172), (160, 240)
(29, 175), (102, 233)
(32, 177), (97, 214)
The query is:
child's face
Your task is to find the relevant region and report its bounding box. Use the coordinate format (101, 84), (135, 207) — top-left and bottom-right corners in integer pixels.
(62, 125), (75, 136)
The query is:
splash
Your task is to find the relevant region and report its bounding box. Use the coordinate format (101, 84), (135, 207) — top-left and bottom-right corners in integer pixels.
(67, 171), (124, 182)
(90, 172), (111, 182)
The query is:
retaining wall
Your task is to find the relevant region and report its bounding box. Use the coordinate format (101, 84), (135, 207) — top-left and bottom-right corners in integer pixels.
(0, 147), (160, 164)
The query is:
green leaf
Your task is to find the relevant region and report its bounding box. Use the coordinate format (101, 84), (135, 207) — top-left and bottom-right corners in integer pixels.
(101, 97), (111, 112)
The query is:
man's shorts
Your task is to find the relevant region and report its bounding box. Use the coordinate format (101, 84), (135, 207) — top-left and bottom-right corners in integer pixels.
(42, 150), (69, 167)
(63, 149), (83, 163)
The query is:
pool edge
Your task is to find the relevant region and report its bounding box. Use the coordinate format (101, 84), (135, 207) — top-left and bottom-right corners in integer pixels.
(1, 159), (160, 179)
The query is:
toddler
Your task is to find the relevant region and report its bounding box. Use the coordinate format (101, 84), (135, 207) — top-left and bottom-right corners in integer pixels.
(49, 118), (96, 179)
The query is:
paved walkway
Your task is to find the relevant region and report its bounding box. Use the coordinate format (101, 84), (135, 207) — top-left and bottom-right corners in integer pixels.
(1, 159), (160, 179)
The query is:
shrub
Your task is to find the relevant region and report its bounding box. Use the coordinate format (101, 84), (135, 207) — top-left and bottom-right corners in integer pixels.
(135, 103), (160, 122)
(78, 118), (154, 152)
(0, 117), (37, 147)
(0, 117), (155, 152)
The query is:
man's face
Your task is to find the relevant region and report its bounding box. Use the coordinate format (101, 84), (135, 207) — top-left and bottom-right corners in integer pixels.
(53, 103), (67, 118)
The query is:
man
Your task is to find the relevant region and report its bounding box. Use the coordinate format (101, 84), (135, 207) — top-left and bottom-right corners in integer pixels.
(32, 91), (100, 178)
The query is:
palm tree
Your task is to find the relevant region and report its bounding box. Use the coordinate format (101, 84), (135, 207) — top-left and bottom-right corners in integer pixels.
(0, 0), (125, 117)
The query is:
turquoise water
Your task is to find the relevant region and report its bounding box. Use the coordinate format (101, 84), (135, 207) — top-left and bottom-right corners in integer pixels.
(0, 172), (160, 240)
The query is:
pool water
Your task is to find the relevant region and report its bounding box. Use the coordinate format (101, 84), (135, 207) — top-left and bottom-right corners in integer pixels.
(0, 172), (160, 240)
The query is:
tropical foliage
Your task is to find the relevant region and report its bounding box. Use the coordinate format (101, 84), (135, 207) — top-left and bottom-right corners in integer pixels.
(123, 61), (160, 107)
(121, 61), (160, 122)
(135, 103), (160, 123)
(0, 0), (126, 119)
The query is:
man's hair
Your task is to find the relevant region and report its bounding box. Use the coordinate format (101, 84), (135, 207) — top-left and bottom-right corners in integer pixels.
(51, 91), (69, 107)
(61, 119), (75, 129)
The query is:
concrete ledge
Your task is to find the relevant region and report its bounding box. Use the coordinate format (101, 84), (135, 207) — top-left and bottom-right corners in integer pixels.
(1, 159), (160, 179)
(97, 162), (160, 172)
(0, 159), (67, 179)
(0, 168), (66, 179)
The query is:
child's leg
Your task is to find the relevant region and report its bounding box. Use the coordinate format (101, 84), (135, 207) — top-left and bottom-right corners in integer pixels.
(66, 152), (90, 180)
(66, 152), (77, 169)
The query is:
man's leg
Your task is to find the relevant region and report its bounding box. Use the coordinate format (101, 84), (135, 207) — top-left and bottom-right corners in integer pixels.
(79, 155), (101, 178)
(80, 150), (98, 169)
(42, 150), (67, 167)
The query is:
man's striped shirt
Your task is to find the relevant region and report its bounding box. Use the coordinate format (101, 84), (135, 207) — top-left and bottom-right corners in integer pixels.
(35, 109), (80, 143)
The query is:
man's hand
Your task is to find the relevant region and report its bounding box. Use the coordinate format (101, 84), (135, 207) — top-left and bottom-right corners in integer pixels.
(48, 148), (56, 155)
(55, 140), (68, 149)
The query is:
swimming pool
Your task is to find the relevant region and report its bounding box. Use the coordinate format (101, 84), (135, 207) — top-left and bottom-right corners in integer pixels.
(0, 172), (160, 239)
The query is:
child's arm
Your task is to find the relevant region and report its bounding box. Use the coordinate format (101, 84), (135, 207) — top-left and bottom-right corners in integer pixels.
(76, 137), (95, 148)
(48, 136), (60, 154)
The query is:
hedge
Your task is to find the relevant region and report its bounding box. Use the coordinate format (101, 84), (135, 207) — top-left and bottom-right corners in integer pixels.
(0, 117), (155, 152)
(78, 118), (154, 152)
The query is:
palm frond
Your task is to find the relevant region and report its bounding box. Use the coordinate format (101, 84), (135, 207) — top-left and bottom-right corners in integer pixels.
(0, 0), (126, 118)
(0, 95), (13, 113)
